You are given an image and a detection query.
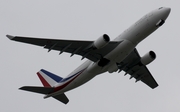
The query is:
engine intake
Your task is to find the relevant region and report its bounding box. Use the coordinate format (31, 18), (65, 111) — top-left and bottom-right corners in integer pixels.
(140, 51), (156, 65)
(93, 34), (110, 49)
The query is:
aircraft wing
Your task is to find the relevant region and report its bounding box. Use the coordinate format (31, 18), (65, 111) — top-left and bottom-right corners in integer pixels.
(7, 35), (119, 62)
(118, 48), (158, 89)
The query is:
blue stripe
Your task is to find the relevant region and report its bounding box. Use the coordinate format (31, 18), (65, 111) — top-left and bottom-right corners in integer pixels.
(41, 69), (63, 82)
(60, 69), (85, 82)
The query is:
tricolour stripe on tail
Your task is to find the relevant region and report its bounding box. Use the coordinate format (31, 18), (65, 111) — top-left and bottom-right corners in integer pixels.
(37, 69), (63, 87)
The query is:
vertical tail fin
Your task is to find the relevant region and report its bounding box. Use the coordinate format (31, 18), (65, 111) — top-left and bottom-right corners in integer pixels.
(37, 69), (63, 87)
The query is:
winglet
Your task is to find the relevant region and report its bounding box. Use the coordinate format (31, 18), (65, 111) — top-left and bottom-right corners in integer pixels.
(6, 35), (15, 40)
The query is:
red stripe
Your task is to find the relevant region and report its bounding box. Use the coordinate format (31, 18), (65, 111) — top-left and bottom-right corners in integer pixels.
(37, 72), (51, 87)
(53, 70), (85, 92)
(54, 74), (80, 92)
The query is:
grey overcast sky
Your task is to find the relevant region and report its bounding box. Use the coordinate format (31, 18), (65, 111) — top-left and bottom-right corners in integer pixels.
(1, 0), (180, 112)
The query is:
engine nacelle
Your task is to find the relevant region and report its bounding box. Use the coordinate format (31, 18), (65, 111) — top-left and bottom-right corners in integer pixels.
(93, 34), (110, 49)
(140, 51), (156, 65)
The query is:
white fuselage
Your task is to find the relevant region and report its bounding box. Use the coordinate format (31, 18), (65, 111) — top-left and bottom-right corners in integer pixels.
(46, 7), (171, 97)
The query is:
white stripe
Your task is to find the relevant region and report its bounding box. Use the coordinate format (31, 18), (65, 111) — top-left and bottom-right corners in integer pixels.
(39, 71), (57, 87)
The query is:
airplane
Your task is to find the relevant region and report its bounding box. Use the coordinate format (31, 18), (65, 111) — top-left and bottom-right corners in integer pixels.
(7, 7), (171, 104)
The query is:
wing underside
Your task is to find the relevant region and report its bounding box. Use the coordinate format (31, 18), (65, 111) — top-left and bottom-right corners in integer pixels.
(118, 49), (158, 89)
(7, 35), (119, 62)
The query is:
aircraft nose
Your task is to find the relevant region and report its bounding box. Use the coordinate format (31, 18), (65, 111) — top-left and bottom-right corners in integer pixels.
(165, 7), (171, 13)
(161, 7), (171, 20)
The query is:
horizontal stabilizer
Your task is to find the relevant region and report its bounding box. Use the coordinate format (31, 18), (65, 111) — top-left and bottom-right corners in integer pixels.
(53, 93), (69, 104)
(6, 35), (15, 40)
(19, 86), (54, 94)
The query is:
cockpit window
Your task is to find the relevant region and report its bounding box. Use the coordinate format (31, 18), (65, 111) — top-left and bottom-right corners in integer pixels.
(159, 7), (163, 10)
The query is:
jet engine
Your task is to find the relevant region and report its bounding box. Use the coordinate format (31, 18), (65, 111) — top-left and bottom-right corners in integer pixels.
(140, 51), (156, 65)
(93, 34), (110, 49)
